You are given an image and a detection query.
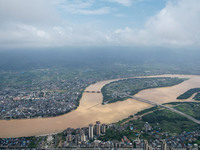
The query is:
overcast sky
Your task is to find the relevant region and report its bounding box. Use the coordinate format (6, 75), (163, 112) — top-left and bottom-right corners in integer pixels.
(0, 0), (200, 49)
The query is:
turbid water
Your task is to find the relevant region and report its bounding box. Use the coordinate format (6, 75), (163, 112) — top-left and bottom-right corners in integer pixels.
(0, 74), (200, 138)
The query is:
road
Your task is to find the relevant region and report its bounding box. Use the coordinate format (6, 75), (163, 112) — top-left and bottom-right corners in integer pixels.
(124, 94), (200, 124)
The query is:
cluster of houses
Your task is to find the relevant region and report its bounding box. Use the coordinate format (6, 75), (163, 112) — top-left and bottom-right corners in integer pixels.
(0, 120), (199, 149)
(0, 78), (98, 119)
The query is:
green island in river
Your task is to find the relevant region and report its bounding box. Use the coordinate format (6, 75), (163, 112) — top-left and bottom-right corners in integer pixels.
(102, 77), (186, 104)
(177, 88), (200, 100)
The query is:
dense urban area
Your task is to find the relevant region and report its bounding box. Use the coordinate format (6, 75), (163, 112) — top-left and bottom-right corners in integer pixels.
(0, 68), (130, 119)
(1, 102), (200, 149)
(0, 74), (96, 119)
(1, 50), (200, 149)
(0, 73), (185, 120)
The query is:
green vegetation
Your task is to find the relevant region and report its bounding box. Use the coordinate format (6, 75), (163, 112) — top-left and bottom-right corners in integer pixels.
(115, 117), (131, 126)
(99, 120), (145, 142)
(194, 93), (200, 101)
(102, 77), (186, 104)
(142, 102), (200, 134)
(99, 102), (200, 142)
(191, 136), (200, 145)
(99, 128), (127, 141)
(142, 109), (198, 134)
(28, 137), (37, 148)
(54, 132), (63, 148)
(28, 136), (45, 148)
(135, 106), (158, 115)
(173, 102), (200, 120)
(177, 88), (200, 100)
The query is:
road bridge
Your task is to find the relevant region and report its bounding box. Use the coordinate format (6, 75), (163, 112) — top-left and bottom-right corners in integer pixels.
(124, 94), (200, 124)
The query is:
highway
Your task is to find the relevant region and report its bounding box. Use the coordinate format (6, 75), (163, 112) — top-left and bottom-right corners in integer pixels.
(124, 94), (200, 124)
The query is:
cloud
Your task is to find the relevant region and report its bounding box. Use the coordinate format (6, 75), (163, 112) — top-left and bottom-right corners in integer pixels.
(65, 6), (111, 15)
(57, 0), (111, 15)
(114, 13), (127, 17)
(0, 0), (113, 48)
(107, 0), (133, 6)
(146, 0), (200, 46)
(0, 22), (111, 48)
(0, 0), (60, 24)
(0, 23), (53, 48)
(0, 0), (200, 48)
(112, 0), (200, 47)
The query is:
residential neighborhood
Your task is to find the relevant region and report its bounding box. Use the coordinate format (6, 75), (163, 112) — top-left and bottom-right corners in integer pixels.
(0, 120), (199, 149)
(0, 77), (99, 119)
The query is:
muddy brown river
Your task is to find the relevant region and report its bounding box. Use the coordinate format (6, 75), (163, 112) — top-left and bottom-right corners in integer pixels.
(0, 74), (200, 138)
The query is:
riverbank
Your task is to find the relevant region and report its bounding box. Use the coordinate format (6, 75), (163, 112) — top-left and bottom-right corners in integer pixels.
(0, 74), (200, 138)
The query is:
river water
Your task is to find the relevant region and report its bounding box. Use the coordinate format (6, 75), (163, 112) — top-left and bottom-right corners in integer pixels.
(0, 74), (200, 138)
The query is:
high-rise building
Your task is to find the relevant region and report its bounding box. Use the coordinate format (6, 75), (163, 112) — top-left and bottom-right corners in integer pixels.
(148, 146), (152, 150)
(169, 147), (174, 150)
(80, 130), (86, 142)
(89, 124), (94, 139)
(161, 140), (167, 150)
(96, 121), (101, 136)
(66, 128), (72, 142)
(66, 134), (72, 142)
(101, 124), (106, 134)
(75, 128), (81, 144)
(75, 133), (80, 144)
(143, 140), (148, 150)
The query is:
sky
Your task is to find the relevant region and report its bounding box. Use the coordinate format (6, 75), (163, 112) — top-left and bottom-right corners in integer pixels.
(0, 0), (200, 49)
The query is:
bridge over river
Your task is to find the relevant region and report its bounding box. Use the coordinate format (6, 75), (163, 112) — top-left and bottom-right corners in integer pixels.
(1, 74), (200, 138)
(125, 94), (200, 124)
